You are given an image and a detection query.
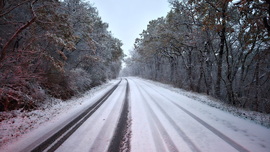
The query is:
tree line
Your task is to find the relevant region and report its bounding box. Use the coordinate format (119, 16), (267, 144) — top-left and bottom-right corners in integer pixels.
(123, 0), (270, 113)
(0, 0), (123, 111)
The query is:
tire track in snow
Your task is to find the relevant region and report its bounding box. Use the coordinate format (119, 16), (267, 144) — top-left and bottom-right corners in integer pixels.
(89, 80), (127, 152)
(170, 102), (250, 152)
(144, 96), (179, 152)
(132, 79), (180, 152)
(133, 81), (167, 152)
(107, 78), (131, 152)
(139, 79), (250, 152)
(24, 79), (122, 152)
(137, 83), (201, 152)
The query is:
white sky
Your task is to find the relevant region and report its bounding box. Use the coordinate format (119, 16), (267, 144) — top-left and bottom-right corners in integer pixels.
(87, 0), (171, 56)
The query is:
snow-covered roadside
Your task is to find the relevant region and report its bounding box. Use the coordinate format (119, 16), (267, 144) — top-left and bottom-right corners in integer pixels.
(0, 79), (119, 149)
(137, 77), (270, 128)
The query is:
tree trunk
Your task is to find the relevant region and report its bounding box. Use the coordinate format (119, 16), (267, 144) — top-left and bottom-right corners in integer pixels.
(215, 5), (227, 98)
(187, 48), (193, 91)
(170, 57), (175, 83)
(0, 0), (4, 10)
(253, 58), (260, 111)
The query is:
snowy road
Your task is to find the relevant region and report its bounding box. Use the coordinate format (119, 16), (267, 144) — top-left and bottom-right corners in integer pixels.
(3, 79), (129, 152)
(128, 78), (270, 152)
(53, 79), (129, 152)
(2, 77), (270, 152)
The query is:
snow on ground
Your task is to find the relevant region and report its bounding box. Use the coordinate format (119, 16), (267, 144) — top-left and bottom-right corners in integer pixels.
(55, 80), (127, 152)
(0, 79), (119, 150)
(128, 77), (270, 152)
(140, 77), (270, 128)
(0, 77), (269, 152)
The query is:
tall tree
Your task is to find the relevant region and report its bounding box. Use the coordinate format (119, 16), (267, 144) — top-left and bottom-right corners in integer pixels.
(125, 0), (270, 113)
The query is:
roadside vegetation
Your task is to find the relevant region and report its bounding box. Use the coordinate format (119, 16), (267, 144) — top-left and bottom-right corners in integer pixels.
(123, 0), (270, 113)
(0, 0), (123, 111)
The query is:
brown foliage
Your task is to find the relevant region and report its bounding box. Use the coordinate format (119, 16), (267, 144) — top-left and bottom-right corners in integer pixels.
(0, 50), (46, 111)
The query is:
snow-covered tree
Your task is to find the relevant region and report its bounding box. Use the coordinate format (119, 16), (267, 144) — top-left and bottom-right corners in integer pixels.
(0, 0), (123, 111)
(125, 0), (270, 113)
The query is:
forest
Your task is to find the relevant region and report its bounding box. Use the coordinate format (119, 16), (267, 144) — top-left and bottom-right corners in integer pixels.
(0, 0), (123, 111)
(123, 0), (270, 113)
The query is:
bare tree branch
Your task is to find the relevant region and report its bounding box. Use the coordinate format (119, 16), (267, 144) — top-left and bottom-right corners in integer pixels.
(0, 0), (38, 62)
(0, 0), (32, 17)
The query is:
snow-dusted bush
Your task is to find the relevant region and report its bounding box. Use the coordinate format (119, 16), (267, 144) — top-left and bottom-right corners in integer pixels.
(67, 68), (92, 93)
(0, 50), (46, 111)
(41, 67), (75, 100)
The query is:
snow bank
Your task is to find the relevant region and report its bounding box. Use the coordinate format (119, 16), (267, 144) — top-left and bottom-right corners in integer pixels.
(0, 80), (117, 149)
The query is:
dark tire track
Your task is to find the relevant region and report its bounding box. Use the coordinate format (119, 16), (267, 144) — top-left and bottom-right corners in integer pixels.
(108, 78), (131, 152)
(23, 80), (122, 152)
